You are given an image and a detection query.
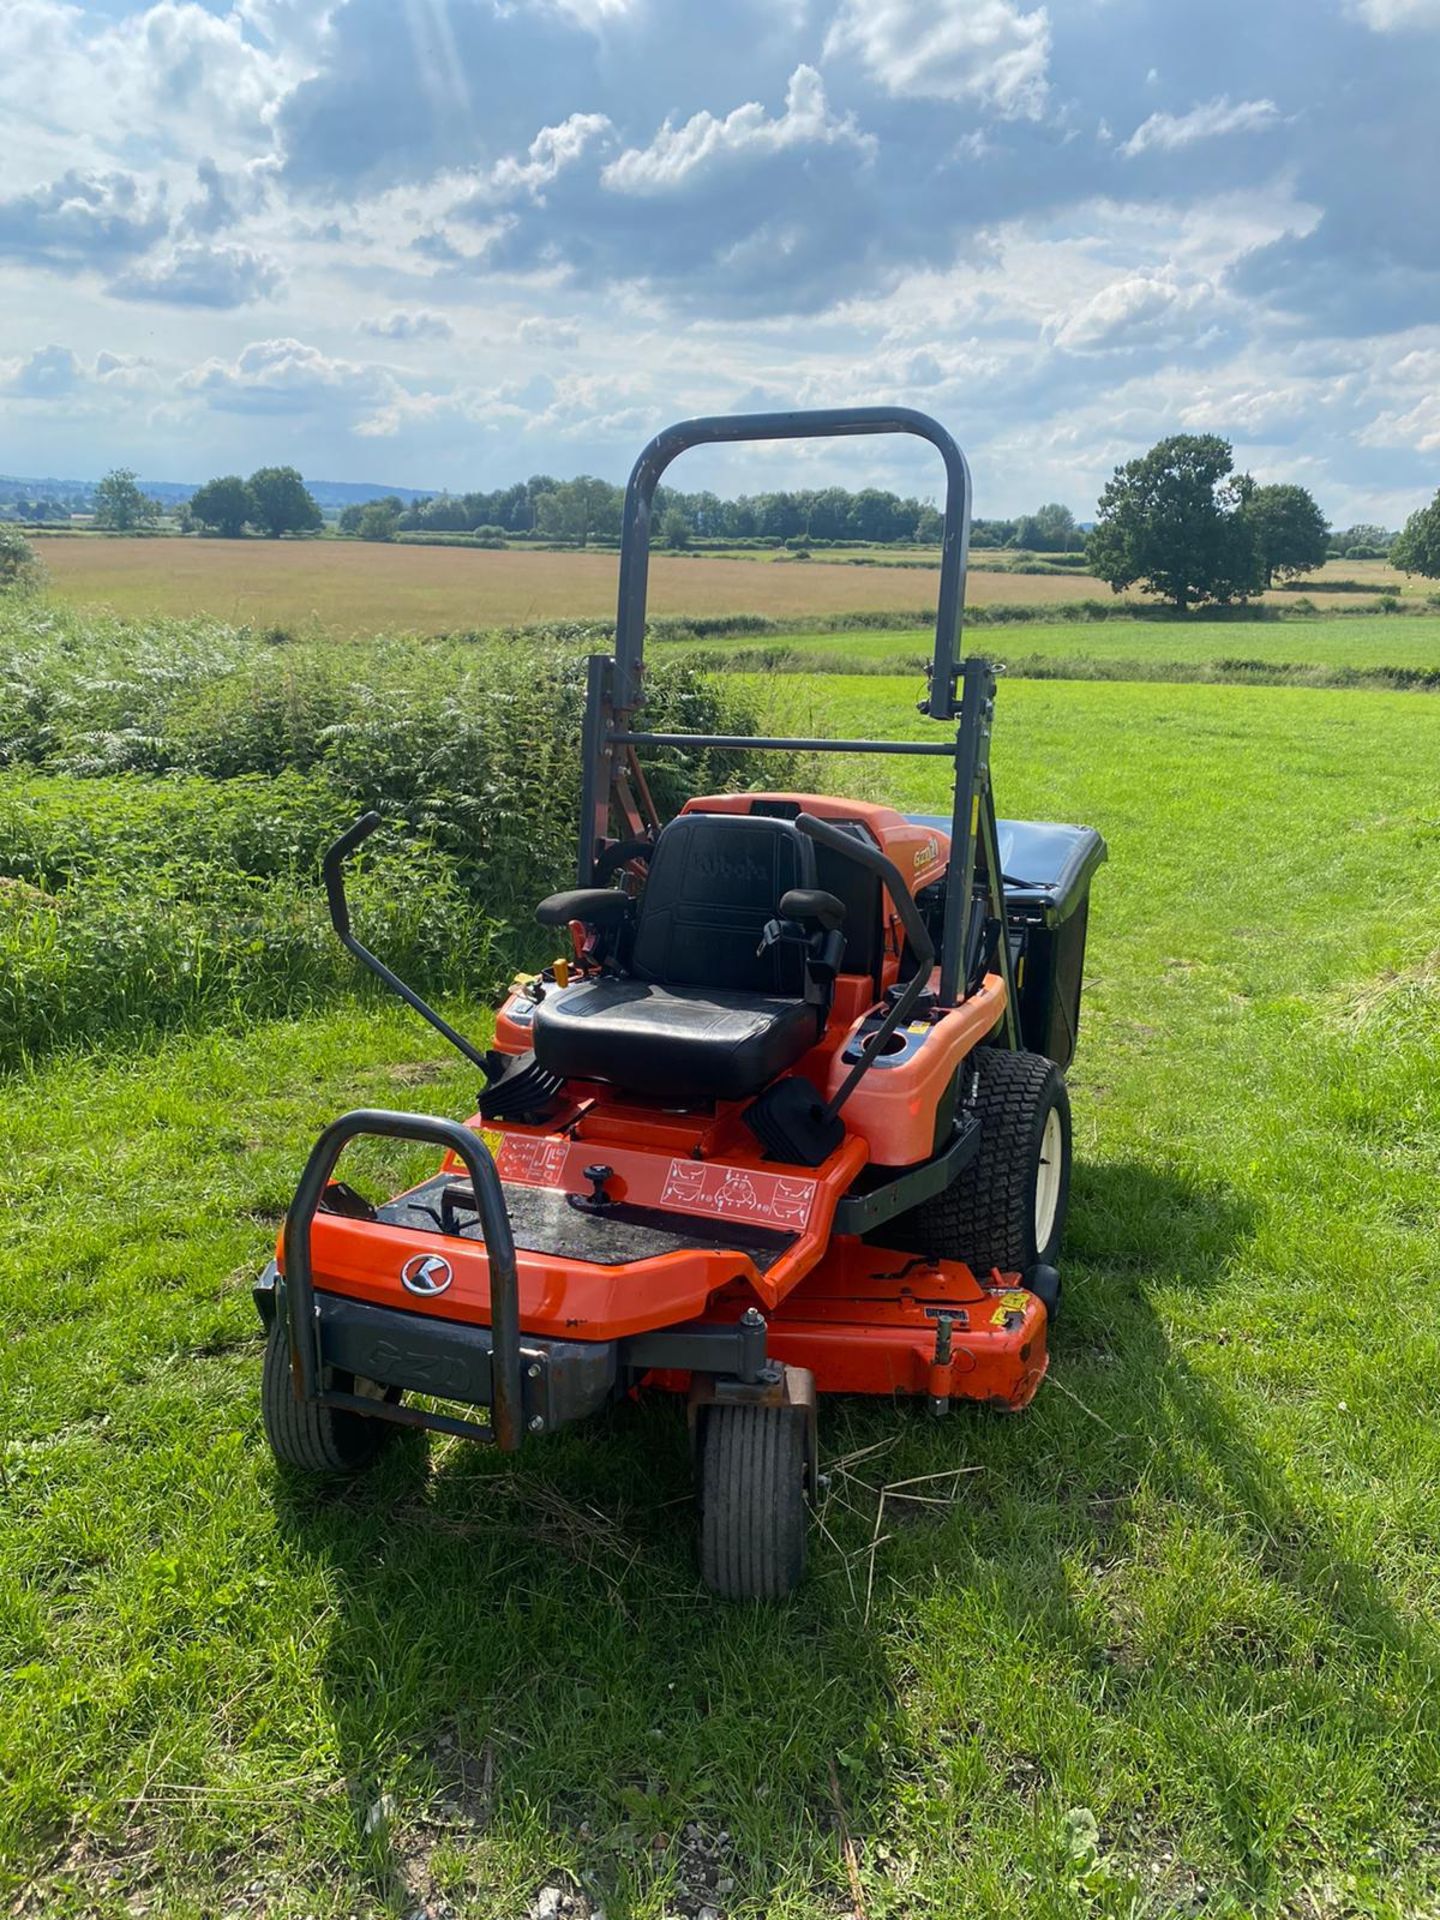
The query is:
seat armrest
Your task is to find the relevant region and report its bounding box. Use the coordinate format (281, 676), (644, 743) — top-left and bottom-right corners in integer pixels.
(779, 887), (847, 933)
(536, 888), (630, 929)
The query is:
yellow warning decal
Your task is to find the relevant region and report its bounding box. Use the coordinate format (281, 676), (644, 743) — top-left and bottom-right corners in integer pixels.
(481, 1127), (505, 1160)
(990, 1305), (1011, 1326)
(1000, 1290), (1030, 1310)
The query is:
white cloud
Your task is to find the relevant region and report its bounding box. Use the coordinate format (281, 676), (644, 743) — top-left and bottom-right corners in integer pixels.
(823, 0), (1050, 118)
(181, 337), (392, 414)
(518, 315), (581, 348)
(601, 66), (868, 194)
(1052, 271), (1220, 352)
(1347, 0), (1440, 26)
(1121, 96), (1281, 158)
(0, 171), (168, 271)
(0, 3), (287, 164)
(0, 344), (83, 398)
(482, 114), (615, 201)
(0, 343), (162, 404)
(539, 0), (636, 23)
(109, 242), (282, 308)
(360, 308), (455, 341)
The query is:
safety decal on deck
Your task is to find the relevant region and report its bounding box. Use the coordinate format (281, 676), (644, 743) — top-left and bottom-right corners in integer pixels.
(659, 1159), (816, 1229)
(498, 1136), (569, 1188)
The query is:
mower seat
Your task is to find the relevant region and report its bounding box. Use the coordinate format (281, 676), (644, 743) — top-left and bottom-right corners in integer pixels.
(531, 812), (823, 1102)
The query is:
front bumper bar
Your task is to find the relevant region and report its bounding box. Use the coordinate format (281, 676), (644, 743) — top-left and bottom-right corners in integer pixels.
(256, 1266), (775, 1438)
(278, 1109), (525, 1446)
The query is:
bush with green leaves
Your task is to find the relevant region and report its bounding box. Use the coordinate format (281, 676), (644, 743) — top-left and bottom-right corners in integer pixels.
(0, 525), (45, 595)
(0, 843), (497, 1071)
(0, 602), (800, 1064)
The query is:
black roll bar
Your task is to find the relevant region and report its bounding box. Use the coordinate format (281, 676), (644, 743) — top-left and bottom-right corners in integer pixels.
(614, 407), (972, 720)
(281, 1108), (524, 1451)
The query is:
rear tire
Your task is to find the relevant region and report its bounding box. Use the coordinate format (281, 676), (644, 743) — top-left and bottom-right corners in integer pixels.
(890, 1047), (1072, 1276)
(698, 1400), (809, 1600)
(261, 1319), (392, 1475)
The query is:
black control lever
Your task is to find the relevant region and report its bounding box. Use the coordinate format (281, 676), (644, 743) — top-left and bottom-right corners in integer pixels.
(321, 812), (491, 1073)
(794, 814), (936, 1123)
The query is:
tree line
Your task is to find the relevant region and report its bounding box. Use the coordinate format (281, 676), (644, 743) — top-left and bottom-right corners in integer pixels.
(71, 467), (326, 539)
(36, 453), (1440, 604)
(337, 475), (965, 548)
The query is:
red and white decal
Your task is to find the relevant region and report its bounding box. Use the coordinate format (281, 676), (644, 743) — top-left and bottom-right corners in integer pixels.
(498, 1136), (569, 1188)
(659, 1160), (816, 1229)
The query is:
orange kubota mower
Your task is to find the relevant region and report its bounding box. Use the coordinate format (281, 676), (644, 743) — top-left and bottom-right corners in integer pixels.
(255, 408), (1105, 1598)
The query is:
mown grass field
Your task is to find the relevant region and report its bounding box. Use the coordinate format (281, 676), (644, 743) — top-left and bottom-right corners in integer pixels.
(663, 613), (1440, 687)
(31, 535), (1427, 634)
(2, 601), (1439, 1918)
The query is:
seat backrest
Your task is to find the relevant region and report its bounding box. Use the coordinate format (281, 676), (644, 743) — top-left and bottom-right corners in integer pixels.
(743, 801), (886, 985)
(631, 814), (815, 995)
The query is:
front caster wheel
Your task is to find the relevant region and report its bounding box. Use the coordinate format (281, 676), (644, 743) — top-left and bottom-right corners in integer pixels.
(261, 1319), (394, 1475)
(697, 1387), (811, 1600)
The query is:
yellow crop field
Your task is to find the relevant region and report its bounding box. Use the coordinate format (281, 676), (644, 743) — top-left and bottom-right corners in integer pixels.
(32, 535), (1419, 634)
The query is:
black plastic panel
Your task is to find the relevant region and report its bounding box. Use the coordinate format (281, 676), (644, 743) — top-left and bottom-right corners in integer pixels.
(377, 1175), (795, 1272)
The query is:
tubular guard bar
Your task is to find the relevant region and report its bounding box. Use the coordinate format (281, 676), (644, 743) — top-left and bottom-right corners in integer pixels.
(281, 1109), (524, 1450)
(613, 407), (972, 719)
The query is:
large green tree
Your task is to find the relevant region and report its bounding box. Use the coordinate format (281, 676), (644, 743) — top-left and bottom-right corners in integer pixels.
(1391, 490), (1440, 579)
(1087, 434), (1263, 611)
(1241, 482), (1330, 586)
(246, 466), (323, 538)
(1014, 502), (1080, 552)
(357, 501), (399, 541)
(93, 468), (159, 532)
(533, 476), (622, 546)
(189, 475), (254, 538)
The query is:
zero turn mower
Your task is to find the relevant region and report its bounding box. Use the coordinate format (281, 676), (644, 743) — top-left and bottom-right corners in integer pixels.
(255, 408), (1105, 1598)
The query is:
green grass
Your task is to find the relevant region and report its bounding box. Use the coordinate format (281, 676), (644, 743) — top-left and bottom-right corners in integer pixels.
(660, 613), (1440, 687)
(3, 672), (1439, 1915)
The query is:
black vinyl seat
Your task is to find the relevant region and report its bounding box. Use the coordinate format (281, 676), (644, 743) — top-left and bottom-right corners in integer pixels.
(532, 813), (822, 1101)
(531, 979), (818, 1102)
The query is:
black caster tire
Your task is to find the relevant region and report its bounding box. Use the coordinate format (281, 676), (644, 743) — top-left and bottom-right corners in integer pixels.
(891, 1048), (1072, 1277)
(698, 1398), (809, 1600)
(261, 1319), (393, 1475)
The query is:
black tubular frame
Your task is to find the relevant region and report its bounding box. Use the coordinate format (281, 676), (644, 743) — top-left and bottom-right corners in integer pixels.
(613, 407), (972, 714)
(577, 406), (1018, 1029)
(281, 1109), (524, 1450)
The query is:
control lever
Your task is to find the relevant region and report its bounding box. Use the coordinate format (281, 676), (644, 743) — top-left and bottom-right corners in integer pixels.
(322, 813), (491, 1073)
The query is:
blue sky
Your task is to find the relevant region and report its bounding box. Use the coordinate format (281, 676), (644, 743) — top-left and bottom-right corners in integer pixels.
(1, 0), (1437, 519)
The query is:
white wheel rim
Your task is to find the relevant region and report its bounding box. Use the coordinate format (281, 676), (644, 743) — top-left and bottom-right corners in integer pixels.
(1034, 1106), (1063, 1250)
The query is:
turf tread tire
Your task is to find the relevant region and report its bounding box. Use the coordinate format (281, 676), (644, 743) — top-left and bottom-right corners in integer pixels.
(698, 1403), (808, 1601)
(890, 1048), (1071, 1276)
(261, 1320), (389, 1475)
